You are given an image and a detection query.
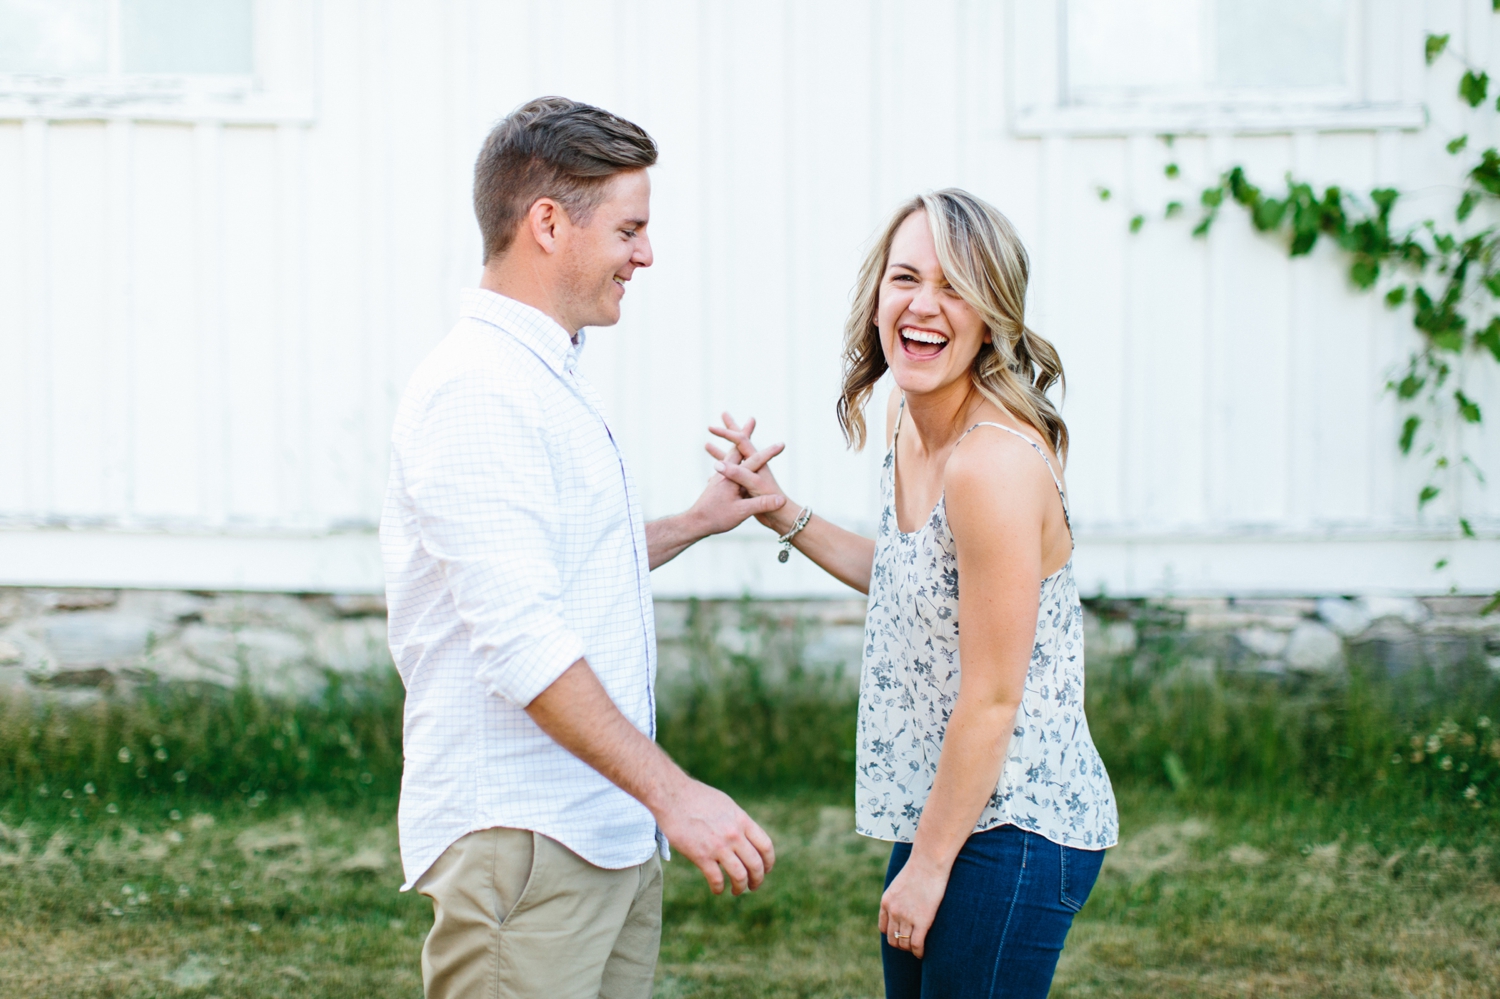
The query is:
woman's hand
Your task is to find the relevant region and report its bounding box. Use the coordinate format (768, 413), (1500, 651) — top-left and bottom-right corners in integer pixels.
(706, 413), (796, 534)
(878, 856), (949, 959)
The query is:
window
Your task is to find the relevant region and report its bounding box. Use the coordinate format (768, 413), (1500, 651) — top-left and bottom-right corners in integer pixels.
(0, 0), (252, 77)
(1010, 0), (1422, 135)
(0, 0), (309, 123)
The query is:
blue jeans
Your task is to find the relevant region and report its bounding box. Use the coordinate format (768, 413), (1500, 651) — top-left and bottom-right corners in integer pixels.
(881, 825), (1104, 999)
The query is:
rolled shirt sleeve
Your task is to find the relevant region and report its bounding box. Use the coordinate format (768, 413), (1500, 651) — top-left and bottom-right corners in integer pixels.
(405, 370), (584, 707)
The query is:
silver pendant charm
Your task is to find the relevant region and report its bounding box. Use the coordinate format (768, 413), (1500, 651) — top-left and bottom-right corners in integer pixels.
(778, 548), (790, 563)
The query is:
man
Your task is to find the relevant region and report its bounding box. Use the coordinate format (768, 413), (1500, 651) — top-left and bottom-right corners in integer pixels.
(380, 97), (785, 998)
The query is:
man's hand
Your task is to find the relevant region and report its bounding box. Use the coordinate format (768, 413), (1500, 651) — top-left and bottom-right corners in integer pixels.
(707, 413), (795, 534)
(646, 415), (787, 569)
(653, 777), (776, 895)
(525, 660), (775, 895)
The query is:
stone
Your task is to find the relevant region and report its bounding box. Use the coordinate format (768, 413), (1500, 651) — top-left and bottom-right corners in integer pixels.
(1317, 597), (1371, 637)
(114, 590), (210, 625)
(0, 590), (44, 625)
(198, 594), (323, 635)
(327, 593), (387, 617)
(1285, 622), (1344, 673)
(1421, 595), (1492, 618)
(1360, 596), (1428, 626)
(34, 589), (119, 611)
(1234, 626), (1289, 658)
(313, 618), (392, 674)
(1102, 621), (1138, 657)
(43, 613), (152, 665)
(181, 625), (309, 675)
(1230, 598), (1318, 618)
(0, 638), (20, 665)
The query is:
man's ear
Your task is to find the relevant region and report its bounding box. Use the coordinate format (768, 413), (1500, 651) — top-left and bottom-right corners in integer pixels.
(525, 198), (562, 255)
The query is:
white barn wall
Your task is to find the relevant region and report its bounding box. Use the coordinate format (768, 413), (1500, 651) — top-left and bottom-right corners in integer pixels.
(0, 0), (1497, 598)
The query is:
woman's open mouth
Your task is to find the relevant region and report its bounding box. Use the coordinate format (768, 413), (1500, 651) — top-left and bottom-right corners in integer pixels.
(899, 326), (949, 358)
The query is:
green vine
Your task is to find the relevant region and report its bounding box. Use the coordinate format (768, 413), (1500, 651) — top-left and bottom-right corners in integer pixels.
(1119, 25), (1499, 605)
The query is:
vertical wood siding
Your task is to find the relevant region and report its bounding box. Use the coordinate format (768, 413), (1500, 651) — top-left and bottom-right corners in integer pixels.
(0, 0), (1496, 595)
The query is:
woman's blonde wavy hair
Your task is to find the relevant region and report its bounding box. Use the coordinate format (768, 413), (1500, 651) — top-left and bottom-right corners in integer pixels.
(836, 189), (1068, 462)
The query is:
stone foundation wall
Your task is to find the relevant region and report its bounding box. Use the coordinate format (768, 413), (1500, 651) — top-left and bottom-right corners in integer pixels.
(1, 588), (1496, 702)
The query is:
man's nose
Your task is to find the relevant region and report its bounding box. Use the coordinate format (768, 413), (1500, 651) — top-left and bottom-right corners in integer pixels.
(634, 234), (654, 269)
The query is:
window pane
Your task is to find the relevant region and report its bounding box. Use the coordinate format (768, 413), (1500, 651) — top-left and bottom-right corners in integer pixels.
(121, 0), (252, 74)
(1067, 0), (1204, 96)
(1215, 0), (1346, 88)
(0, 0), (107, 75)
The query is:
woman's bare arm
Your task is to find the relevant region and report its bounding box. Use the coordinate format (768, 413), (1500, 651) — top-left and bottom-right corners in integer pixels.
(707, 413), (877, 594)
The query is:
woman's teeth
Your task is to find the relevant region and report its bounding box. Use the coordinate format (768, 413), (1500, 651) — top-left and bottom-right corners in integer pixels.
(901, 329), (948, 352)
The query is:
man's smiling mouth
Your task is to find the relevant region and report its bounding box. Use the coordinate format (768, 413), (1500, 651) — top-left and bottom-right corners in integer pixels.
(900, 326), (949, 357)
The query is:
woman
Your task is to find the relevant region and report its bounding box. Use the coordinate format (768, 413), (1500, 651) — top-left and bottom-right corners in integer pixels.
(709, 189), (1118, 998)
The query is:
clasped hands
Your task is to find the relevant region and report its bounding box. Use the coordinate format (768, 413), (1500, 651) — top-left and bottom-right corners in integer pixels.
(701, 414), (797, 535)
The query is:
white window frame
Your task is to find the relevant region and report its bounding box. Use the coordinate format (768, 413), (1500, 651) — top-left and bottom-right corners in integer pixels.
(1007, 0), (1425, 136)
(0, 0), (314, 124)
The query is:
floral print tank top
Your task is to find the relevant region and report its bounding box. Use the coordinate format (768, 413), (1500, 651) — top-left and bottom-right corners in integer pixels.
(854, 412), (1118, 850)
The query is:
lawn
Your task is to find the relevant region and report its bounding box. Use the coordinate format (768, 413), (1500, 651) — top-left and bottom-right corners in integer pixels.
(2, 789), (1496, 999)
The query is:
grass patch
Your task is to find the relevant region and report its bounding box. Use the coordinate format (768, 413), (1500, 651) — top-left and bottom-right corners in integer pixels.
(2, 603), (1498, 994)
(1, 791), (1495, 998)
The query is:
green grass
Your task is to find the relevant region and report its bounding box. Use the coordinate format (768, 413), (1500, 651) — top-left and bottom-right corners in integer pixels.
(2, 604), (1498, 995)
(1, 790), (1496, 998)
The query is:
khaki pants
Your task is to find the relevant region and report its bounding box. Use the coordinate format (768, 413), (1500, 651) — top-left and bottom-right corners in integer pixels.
(414, 827), (662, 999)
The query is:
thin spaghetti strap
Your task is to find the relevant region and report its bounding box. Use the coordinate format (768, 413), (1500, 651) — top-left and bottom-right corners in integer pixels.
(957, 422), (1072, 534)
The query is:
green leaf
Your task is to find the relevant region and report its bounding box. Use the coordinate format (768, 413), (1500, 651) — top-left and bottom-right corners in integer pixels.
(1097, 186), (1111, 201)
(1457, 190), (1480, 221)
(1456, 389), (1483, 423)
(1386, 286), (1408, 308)
(1419, 485), (1441, 507)
(1426, 33), (1450, 65)
(1435, 558), (1450, 570)
(1461, 518), (1476, 539)
(1226, 167), (1259, 206)
(1483, 592), (1500, 616)
(1201, 187), (1224, 208)
(1164, 200), (1183, 218)
(1400, 415), (1421, 454)
(1396, 372), (1425, 400)
(1129, 214), (1145, 233)
(1471, 149), (1500, 195)
(1371, 188), (1399, 216)
(1252, 197), (1285, 231)
(1476, 317), (1500, 360)
(1448, 135), (1469, 155)
(1165, 163), (1180, 179)
(1192, 216), (1214, 237)
(1350, 257), (1379, 288)
(1460, 70), (1490, 108)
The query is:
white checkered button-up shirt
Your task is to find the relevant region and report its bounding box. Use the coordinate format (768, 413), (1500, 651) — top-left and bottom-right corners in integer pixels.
(381, 289), (660, 890)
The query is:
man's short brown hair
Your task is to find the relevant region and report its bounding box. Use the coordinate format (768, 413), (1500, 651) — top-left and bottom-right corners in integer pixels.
(474, 97), (658, 264)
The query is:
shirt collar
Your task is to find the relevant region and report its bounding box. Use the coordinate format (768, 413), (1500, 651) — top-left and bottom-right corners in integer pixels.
(459, 288), (586, 375)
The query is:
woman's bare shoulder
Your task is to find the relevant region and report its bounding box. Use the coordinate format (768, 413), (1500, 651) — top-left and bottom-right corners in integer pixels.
(944, 422), (1057, 525)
